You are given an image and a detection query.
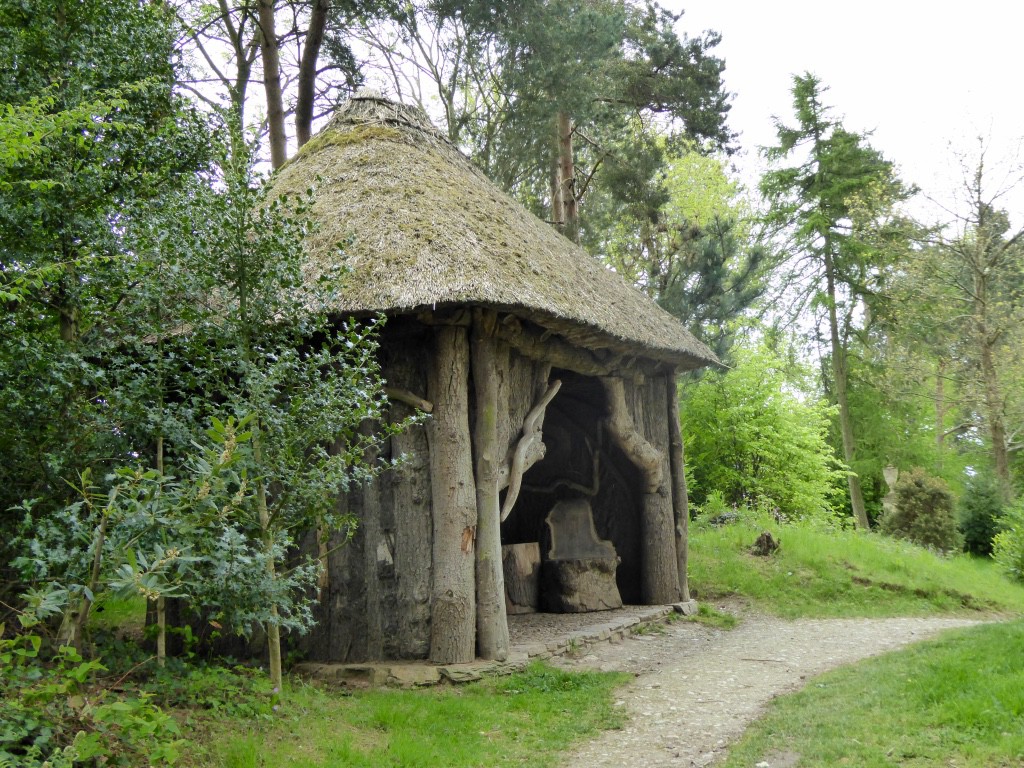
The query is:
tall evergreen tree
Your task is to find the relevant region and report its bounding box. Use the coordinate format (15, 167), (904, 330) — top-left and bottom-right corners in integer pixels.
(591, 142), (767, 357)
(355, 1), (732, 240)
(760, 73), (913, 529)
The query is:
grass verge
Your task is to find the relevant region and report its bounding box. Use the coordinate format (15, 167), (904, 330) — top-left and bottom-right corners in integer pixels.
(689, 518), (1024, 618)
(721, 619), (1024, 767)
(187, 663), (629, 768)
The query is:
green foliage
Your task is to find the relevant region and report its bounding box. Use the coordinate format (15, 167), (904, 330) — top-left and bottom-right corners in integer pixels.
(721, 621), (1024, 768)
(592, 143), (768, 356)
(0, 628), (183, 767)
(880, 467), (963, 552)
(959, 476), (1006, 556)
(993, 498), (1024, 582)
(141, 662), (278, 720)
(0, 0), (212, 547)
(682, 341), (848, 521)
(685, 603), (738, 630)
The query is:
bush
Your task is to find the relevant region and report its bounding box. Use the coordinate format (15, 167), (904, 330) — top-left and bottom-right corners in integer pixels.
(0, 627), (183, 767)
(880, 468), (962, 552)
(992, 498), (1024, 581)
(681, 343), (848, 522)
(958, 477), (1005, 556)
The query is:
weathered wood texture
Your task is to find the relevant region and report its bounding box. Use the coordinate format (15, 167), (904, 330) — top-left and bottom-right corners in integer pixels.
(667, 372), (691, 601)
(426, 324), (477, 664)
(300, 321), (434, 663)
(502, 542), (541, 614)
(499, 368), (645, 605)
(472, 310), (510, 661)
(615, 374), (681, 605)
(387, 407), (433, 657)
(642, 374), (682, 604)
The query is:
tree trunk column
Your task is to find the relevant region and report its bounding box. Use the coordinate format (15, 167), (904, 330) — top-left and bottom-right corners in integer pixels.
(472, 309), (510, 661)
(426, 325), (477, 663)
(601, 377), (681, 605)
(667, 372), (691, 601)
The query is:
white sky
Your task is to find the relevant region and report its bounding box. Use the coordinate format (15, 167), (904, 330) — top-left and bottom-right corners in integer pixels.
(670, 1), (1024, 226)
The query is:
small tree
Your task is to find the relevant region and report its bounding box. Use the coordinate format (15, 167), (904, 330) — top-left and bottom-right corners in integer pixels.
(681, 340), (848, 522)
(153, 134), (412, 687)
(992, 498), (1024, 581)
(958, 477), (1005, 556)
(881, 468), (962, 552)
(13, 132), (413, 687)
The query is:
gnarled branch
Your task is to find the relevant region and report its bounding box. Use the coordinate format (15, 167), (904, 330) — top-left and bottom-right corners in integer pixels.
(500, 379), (562, 522)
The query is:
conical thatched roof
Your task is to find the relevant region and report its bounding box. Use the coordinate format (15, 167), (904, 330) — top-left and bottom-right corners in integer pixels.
(271, 93), (718, 369)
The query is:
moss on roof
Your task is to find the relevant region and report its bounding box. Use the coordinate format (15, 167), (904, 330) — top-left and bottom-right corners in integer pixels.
(270, 94), (718, 369)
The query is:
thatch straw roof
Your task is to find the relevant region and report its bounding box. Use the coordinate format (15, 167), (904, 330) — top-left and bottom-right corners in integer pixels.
(271, 93), (718, 369)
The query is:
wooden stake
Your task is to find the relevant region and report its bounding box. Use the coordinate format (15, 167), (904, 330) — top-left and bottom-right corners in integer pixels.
(471, 309), (510, 661)
(426, 324), (477, 663)
(666, 372), (691, 601)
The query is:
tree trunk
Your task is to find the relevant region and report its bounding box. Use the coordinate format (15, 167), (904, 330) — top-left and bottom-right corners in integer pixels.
(502, 543), (540, 614)
(601, 377), (679, 604)
(550, 148), (564, 229)
(255, 468), (283, 689)
(426, 325), (477, 664)
(257, 0), (288, 169)
(557, 110), (578, 242)
(58, 513), (107, 652)
(666, 373), (691, 601)
(295, 0), (329, 147)
(980, 335), (1012, 497)
(935, 358), (946, 465)
(156, 435), (166, 667)
(824, 249), (870, 530)
(471, 310), (509, 661)
(972, 265), (1013, 498)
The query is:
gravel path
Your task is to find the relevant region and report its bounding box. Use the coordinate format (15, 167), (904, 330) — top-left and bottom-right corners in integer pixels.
(550, 607), (984, 767)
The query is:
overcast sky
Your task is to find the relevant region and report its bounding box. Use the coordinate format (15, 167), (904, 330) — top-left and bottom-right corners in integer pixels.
(671, 1), (1024, 225)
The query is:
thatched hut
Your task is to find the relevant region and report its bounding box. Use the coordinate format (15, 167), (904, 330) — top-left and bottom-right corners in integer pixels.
(271, 93), (718, 665)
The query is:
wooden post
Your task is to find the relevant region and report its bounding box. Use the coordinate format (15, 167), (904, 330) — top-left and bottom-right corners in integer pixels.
(602, 376), (680, 605)
(472, 309), (510, 661)
(426, 325), (477, 664)
(667, 372), (691, 601)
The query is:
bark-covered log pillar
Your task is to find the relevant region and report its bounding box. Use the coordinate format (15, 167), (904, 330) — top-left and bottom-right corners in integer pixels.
(471, 309), (510, 661)
(426, 324), (477, 663)
(666, 372), (691, 601)
(602, 376), (681, 605)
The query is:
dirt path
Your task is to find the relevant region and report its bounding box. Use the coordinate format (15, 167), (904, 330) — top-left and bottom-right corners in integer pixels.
(551, 608), (984, 767)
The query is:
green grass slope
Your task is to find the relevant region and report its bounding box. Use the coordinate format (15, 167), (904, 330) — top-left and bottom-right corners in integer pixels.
(689, 518), (1024, 618)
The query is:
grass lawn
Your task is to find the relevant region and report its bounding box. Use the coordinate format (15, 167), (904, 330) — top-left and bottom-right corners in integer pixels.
(689, 518), (1024, 618)
(720, 619), (1024, 767)
(168, 519), (1024, 767)
(184, 663), (629, 768)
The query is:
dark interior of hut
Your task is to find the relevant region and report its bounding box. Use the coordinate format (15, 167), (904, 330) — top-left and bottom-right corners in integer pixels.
(499, 369), (645, 606)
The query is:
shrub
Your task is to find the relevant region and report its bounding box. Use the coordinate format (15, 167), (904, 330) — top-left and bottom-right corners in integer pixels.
(880, 468), (962, 552)
(992, 498), (1024, 581)
(958, 477), (1004, 556)
(681, 343), (848, 523)
(0, 627), (183, 767)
